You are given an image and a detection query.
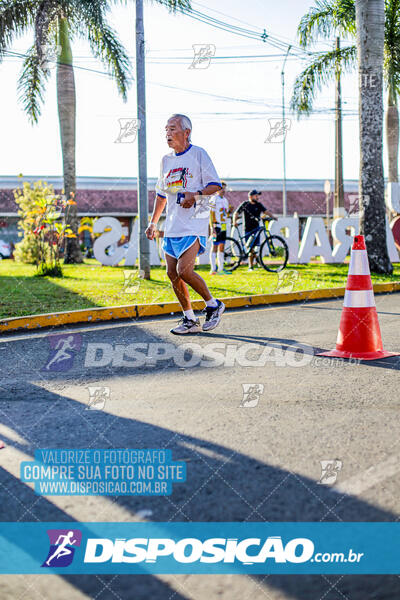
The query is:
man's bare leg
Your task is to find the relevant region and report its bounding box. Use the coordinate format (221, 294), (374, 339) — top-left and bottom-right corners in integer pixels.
(166, 241), (224, 334)
(176, 240), (212, 301)
(249, 250), (256, 269)
(165, 254), (192, 310)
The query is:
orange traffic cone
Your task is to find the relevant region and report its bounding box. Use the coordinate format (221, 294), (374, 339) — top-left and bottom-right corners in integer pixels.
(318, 235), (399, 360)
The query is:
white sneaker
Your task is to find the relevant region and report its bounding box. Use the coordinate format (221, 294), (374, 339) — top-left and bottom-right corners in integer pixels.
(170, 316), (201, 335)
(202, 300), (225, 332)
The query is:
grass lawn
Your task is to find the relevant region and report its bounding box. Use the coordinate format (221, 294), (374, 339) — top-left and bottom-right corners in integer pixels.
(1, 259), (400, 319)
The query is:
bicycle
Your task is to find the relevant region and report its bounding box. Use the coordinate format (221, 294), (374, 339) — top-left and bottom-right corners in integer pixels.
(223, 218), (289, 273)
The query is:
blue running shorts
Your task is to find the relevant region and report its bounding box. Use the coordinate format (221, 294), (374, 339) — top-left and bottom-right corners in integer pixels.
(163, 236), (207, 259)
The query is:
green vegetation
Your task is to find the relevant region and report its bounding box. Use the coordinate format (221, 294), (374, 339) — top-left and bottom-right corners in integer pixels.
(0, 260), (399, 319)
(13, 179), (75, 276)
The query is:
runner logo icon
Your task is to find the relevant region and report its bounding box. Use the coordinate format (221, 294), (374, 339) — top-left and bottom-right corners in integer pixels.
(42, 529), (82, 568)
(43, 334), (82, 372)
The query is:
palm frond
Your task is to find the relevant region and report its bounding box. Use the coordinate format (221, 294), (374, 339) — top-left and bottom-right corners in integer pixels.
(67, 0), (107, 22)
(17, 44), (48, 123)
(87, 23), (132, 100)
(298, 0), (336, 47)
(152, 0), (192, 11)
(70, 0), (131, 100)
(334, 0), (356, 35)
(0, 0), (36, 58)
(290, 44), (356, 116)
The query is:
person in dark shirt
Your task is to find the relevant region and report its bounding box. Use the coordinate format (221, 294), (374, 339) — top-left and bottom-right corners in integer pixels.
(233, 189), (276, 270)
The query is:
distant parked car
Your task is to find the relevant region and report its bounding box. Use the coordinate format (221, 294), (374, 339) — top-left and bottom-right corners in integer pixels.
(0, 240), (12, 258)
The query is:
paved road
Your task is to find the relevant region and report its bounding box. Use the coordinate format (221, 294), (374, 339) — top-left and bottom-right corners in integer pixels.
(0, 294), (400, 599)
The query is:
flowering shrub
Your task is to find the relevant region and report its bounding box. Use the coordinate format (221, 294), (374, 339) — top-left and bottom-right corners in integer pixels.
(13, 178), (75, 276)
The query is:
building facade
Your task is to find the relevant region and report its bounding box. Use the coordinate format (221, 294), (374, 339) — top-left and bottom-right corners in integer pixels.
(0, 175), (359, 246)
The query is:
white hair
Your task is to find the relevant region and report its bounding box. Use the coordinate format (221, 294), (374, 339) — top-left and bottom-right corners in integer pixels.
(170, 114), (192, 141)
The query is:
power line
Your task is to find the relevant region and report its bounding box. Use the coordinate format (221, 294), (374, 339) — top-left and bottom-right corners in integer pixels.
(161, 1), (316, 60)
(3, 52), (309, 63)
(1, 49), (357, 117)
(2, 2), (328, 70)
(192, 0), (267, 31)
(191, 0), (331, 52)
(2, 49), (129, 80)
(158, 0), (302, 53)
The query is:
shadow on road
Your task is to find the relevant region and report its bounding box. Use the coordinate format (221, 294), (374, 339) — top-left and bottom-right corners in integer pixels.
(205, 331), (400, 372)
(0, 381), (399, 599)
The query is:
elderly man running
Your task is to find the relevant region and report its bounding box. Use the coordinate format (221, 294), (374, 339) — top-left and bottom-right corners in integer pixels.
(146, 114), (224, 335)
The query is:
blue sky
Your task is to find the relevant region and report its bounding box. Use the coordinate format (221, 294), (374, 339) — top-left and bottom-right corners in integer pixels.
(0, 0), (364, 181)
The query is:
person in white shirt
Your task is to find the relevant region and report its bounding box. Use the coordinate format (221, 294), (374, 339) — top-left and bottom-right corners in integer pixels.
(209, 181), (232, 274)
(145, 114), (225, 335)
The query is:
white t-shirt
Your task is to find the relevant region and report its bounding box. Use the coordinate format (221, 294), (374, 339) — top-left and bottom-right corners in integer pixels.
(156, 144), (221, 238)
(212, 195), (229, 229)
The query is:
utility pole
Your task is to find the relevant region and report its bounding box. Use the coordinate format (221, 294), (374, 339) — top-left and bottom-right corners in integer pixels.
(136, 0), (150, 278)
(324, 179), (331, 233)
(334, 37), (345, 218)
(281, 45), (291, 217)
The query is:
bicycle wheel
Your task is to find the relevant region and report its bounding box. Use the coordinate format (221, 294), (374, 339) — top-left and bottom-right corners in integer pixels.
(258, 235), (289, 272)
(223, 237), (243, 272)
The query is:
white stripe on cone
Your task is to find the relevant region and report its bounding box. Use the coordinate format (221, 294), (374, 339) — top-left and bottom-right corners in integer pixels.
(344, 289), (376, 308)
(348, 249), (371, 276)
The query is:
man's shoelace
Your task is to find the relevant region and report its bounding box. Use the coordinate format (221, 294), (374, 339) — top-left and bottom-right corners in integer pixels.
(203, 305), (217, 320)
(177, 316), (196, 326)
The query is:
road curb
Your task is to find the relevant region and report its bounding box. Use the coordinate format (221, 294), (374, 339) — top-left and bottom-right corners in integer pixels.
(1, 281), (400, 334)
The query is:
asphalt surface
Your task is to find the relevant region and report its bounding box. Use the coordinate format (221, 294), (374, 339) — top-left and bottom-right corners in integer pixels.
(0, 293), (400, 599)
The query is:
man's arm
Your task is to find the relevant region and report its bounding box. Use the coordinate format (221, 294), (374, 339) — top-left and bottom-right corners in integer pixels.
(261, 209), (276, 220)
(233, 201), (245, 226)
(258, 203), (276, 220)
(145, 194), (167, 240)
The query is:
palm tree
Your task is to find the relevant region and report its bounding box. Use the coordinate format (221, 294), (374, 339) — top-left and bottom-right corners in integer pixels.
(356, 0), (392, 273)
(291, 0), (394, 272)
(292, 0), (400, 184)
(0, 0), (191, 264)
(0, 0), (133, 263)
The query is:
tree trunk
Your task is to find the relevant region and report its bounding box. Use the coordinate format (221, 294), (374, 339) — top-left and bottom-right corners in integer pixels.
(386, 88), (399, 182)
(57, 16), (82, 264)
(356, 0), (392, 273)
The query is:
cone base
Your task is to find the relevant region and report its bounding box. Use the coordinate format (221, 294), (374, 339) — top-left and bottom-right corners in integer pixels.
(317, 348), (399, 361)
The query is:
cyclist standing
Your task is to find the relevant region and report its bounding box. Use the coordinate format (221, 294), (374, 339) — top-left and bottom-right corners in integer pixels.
(233, 189), (276, 270)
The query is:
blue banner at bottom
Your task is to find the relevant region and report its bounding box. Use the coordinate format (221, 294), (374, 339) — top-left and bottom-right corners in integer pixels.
(0, 522), (399, 574)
